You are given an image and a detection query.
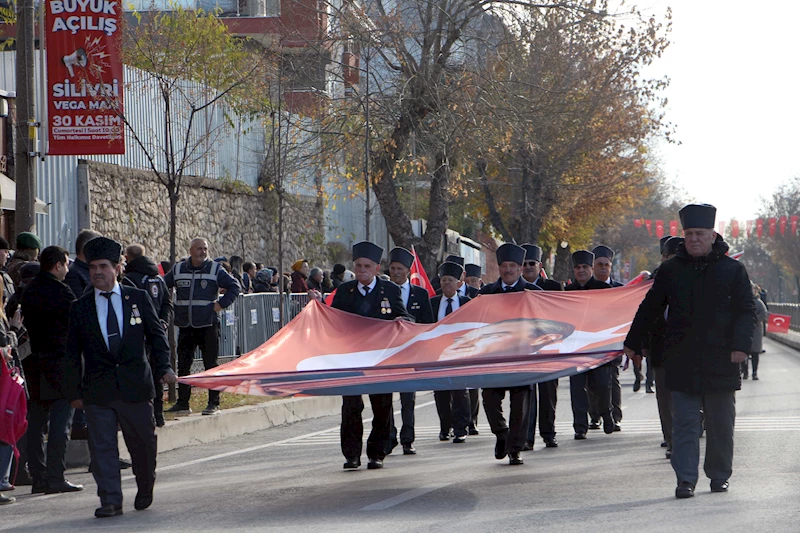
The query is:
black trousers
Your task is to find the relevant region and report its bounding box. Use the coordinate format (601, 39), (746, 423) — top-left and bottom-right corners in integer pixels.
(85, 400), (157, 507)
(611, 364), (623, 423)
(482, 387), (531, 454)
(434, 389), (471, 437)
(341, 394), (393, 461)
(527, 379), (558, 442)
(634, 357), (655, 388)
(654, 366), (672, 447)
(389, 392), (416, 446)
(469, 389), (480, 430)
(26, 398), (73, 485)
(177, 324), (220, 406)
(571, 366), (613, 433)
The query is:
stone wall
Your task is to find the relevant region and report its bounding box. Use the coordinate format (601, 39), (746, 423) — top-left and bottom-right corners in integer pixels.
(84, 161), (327, 268)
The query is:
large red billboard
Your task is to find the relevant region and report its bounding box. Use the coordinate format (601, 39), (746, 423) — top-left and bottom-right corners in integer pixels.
(46, 0), (125, 155)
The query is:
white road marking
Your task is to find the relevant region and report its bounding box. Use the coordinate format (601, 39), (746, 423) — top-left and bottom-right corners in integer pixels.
(360, 483), (452, 511)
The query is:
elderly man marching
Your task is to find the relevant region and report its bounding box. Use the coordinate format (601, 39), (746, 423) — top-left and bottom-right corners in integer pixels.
(624, 204), (756, 499)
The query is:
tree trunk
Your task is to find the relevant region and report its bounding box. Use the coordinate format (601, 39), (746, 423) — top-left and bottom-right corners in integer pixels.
(418, 151), (451, 274)
(553, 242), (572, 284)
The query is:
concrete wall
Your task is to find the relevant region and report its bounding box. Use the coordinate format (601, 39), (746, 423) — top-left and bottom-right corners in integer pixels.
(82, 160), (326, 267)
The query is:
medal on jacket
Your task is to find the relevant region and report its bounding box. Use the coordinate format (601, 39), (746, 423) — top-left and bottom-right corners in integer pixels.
(381, 298), (391, 315)
(131, 304), (142, 325)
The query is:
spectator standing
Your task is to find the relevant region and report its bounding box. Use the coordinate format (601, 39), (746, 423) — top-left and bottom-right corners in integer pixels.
(0, 237), (14, 307)
(7, 232), (42, 288)
(164, 238), (240, 416)
(331, 264), (346, 288)
(290, 259), (309, 293)
(321, 270), (334, 293)
(242, 261), (256, 293)
(19, 246), (83, 494)
(0, 282), (22, 504)
(64, 229), (101, 299)
(253, 269), (274, 293)
(307, 267), (324, 292)
(742, 284), (768, 380)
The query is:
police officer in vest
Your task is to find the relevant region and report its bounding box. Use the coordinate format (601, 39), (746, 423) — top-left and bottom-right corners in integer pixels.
(479, 243), (540, 465)
(521, 244), (561, 450)
(163, 238), (240, 416)
(386, 247), (434, 455)
(329, 241), (413, 470)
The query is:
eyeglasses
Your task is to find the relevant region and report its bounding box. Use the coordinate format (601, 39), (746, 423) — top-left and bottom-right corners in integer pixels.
(523, 261), (539, 266)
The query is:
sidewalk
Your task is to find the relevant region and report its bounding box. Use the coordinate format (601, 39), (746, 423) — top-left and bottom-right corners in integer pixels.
(67, 394), (343, 467)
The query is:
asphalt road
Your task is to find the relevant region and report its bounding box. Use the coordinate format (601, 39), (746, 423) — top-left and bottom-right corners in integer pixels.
(6, 337), (800, 532)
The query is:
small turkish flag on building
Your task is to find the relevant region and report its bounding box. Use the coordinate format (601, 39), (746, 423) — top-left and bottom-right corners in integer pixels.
(767, 313), (792, 334)
(780, 216), (787, 236)
(655, 220), (664, 238)
(768, 217), (777, 236)
(669, 220), (678, 236)
(645, 220), (652, 236)
(792, 215), (799, 235)
(410, 246), (436, 297)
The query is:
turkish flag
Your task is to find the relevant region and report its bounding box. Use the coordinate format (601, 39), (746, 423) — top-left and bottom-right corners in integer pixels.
(655, 220), (664, 238)
(767, 313), (791, 334)
(718, 220), (726, 237)
(791, 215), (798, 235)
(780, 216), (787, 236)
(669, 220), (678, 236)
(645, 220), (652, 236)
(410, 246), (436, 297)
(634, 219), (642, 228)
(756, 219), (764, 238)
(768, 217), (777, 236)
(746, 220), (754, 237)
(731, 220), (739, 238)
(324, 289), (337, 306)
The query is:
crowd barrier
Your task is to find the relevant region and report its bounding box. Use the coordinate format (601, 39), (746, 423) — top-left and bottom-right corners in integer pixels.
(188, 293), (313, 373)
(765, 303), (800, 333)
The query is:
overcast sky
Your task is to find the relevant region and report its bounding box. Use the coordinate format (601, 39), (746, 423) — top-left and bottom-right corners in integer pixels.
(632, 0), (800, 223)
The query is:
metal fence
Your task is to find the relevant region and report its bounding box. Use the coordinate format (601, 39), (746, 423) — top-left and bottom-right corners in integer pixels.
(765, 303), (800, 333)
(190, 293), (313, 372)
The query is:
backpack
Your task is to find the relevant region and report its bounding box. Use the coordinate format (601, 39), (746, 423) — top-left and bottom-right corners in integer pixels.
(0, 353), (28, 479)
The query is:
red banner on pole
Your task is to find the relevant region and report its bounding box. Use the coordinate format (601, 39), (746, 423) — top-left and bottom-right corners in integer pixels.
(669, 220), (678, 236)
(756, 219), (764, 238)
(768, 217), (777, 236)
(644, 220), (652, 236)
(747, 220), (754, 237)
(779, 216), (787, 236)
(46, 1), (125, 155)
(731, 220), (739, 238)
(718, 220), (726, 237)
(792, 215), (799, 235)
(767, 313), (791, 334)
(655, 220), (664, 238)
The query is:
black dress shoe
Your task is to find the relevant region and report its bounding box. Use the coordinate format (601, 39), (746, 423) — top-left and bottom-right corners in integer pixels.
(613, 423), (622, 432)
(661, 441), (669, 448)
(155, 413), (165, 427)
(522, 440), (534, 451)
(665, 449), (672, 459)
(633, 379), (641, 392)
(453, 436), (467, 444)
(367, 458), (384, 470)
(574, 432), (587, 440)
(544, 437), (558, 448)
(134, 492), (153, 510)
(508, 452), (523, 465)
(710, 480), (729, 493)
(95, 504), (123, 518)
(343, 458), (361, 470)
(602, 414), (615, 434)
(494, 436), (508, 460)
(588, 421), (601, 430)
(752, 374), (759, 381)
(31, 482), (47, 494)
(675, 481), (695, 499)
(646, 386), (655, 393)
(119, 459), (132, 470)
(402, 444), (416, 455)
(44, 480), (84, 494)
(439, 431), (452, 441)
(468, 427), (480, 436)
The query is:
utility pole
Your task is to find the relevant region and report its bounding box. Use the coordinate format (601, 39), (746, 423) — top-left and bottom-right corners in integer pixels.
(14, 0), (37, 234)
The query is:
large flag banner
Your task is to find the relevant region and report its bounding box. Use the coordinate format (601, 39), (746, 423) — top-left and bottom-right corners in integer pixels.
(46, 0), (125, 155)
(181, 283), (652, 397)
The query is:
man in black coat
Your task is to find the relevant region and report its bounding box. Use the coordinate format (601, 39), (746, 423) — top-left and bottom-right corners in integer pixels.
(521, 244), (561, 450)
(326, 241), (413, 470)
(19, 246), (83, 494)
(386, 247), (433, 455)
(479, 243), (540, 465)
(565, 250), (616, 439)
(123, 243), (174, 427)
(625, 204), (756, 499)
(431, 262), (472, 443)
(64, 229), (101, 298)
(592, 245), (625, 432)
(64, 237), (176, 517)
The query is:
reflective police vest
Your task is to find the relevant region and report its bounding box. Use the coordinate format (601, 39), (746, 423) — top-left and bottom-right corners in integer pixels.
(171, 260), (222, 328)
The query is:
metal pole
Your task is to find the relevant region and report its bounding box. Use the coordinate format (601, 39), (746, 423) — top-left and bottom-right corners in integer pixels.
(14, 0), (37, 234)
(363, 42), (370, 241)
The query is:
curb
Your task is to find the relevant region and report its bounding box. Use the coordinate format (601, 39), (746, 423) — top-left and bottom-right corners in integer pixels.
(765, 332), (800, 352)
(67, 395), (343, 468)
